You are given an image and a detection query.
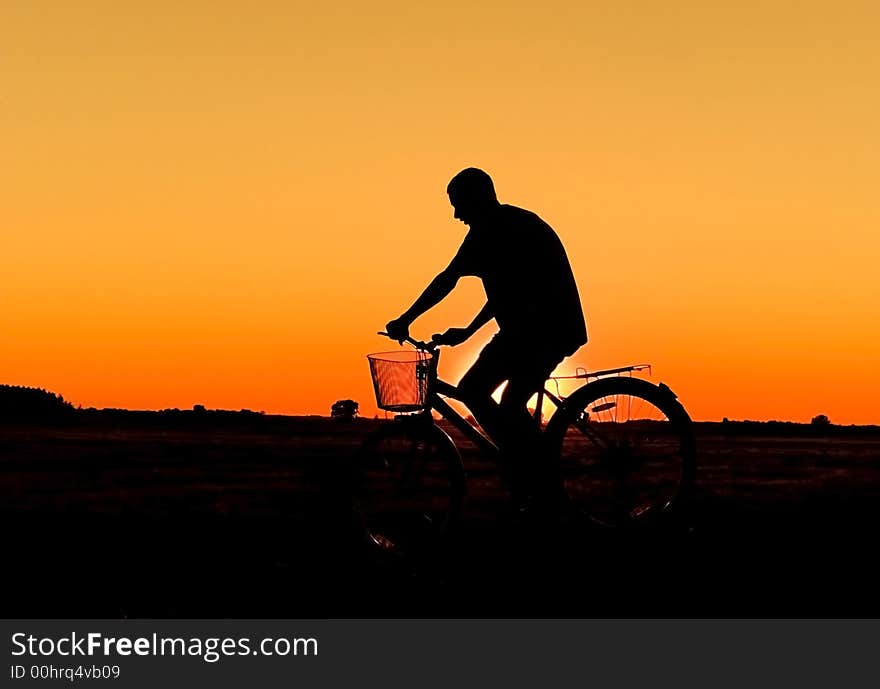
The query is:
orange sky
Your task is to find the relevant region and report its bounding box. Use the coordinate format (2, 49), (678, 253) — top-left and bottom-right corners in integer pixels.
(3, 1), (879, 423)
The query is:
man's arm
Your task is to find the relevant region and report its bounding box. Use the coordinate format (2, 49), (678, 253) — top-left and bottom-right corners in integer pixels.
(386, 268), (460, 339)
(433, 301), (494, 346)
(464, 301), (494, 335)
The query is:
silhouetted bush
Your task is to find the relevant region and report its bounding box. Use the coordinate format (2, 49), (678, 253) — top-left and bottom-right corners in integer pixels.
(811, 414), (831, 426)
(331, 399), (359, 422)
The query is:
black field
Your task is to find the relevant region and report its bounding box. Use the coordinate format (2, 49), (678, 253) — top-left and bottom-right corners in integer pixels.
(2, 414), (879, 618)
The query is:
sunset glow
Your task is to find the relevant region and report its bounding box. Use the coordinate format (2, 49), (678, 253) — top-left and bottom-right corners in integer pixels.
(3, 1), (879, 423)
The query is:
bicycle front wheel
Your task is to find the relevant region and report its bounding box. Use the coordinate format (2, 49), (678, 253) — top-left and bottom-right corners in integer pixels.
(353, 420), (465, 552)
(545, 376), (696, 527)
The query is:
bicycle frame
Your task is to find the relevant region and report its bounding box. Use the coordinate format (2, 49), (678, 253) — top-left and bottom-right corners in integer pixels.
(390, 336), (573, 457)
(428, 375), (499, 456)
(382, 333), (655, 458)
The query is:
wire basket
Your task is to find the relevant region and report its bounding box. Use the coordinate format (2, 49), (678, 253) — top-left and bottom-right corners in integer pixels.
(367, 350), (434, 412)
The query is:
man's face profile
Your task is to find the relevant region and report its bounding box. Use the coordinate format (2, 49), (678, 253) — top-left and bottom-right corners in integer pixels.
(448, 191), (480, 227)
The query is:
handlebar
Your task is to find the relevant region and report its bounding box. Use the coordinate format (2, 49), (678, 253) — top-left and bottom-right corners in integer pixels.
(377, 331), (439, 352)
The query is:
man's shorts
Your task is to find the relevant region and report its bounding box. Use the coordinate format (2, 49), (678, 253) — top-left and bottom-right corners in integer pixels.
(462, 333), (569, 397)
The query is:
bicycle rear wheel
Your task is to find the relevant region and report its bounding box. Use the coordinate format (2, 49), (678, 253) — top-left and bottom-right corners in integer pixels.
(545, 377), (696, 527)
(353, 419), (465, 552)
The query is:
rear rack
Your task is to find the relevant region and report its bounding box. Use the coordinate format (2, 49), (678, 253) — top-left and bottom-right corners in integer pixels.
(550, 364), (652, 381)
(533, 363), (653, 424)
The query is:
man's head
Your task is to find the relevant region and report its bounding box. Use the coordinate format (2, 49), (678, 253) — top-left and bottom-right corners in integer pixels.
(447, 167), (499, 226)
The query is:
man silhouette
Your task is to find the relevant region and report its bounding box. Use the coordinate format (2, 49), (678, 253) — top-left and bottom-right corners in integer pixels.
(386, 167), (587, 505)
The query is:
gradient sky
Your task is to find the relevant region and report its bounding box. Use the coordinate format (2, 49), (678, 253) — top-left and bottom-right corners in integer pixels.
(3, 1), (879, 423)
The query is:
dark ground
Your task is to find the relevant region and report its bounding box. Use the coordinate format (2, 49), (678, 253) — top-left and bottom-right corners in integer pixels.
(2, 415), (879, 618)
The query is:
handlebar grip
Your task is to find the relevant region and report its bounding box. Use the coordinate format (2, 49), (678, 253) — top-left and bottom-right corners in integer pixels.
(377, 331), (436, 351)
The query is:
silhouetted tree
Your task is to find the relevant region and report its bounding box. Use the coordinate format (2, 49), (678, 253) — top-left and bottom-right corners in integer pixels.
(811, 414), (831, 426)
(331, 399), (359, 421)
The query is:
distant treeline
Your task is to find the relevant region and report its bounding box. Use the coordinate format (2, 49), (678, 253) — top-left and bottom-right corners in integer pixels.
(0, 385), (273, 427)
(0, 385), (76, 423)
(697, 419), (880, 437)
(77, 405), (269, 430)
(74, 408), (368, 434)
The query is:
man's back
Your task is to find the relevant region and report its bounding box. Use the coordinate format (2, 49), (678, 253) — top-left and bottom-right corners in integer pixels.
(451, 204), (587, 356)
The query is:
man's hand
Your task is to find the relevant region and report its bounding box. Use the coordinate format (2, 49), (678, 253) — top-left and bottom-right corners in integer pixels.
(432, 327), (471, 347)
(385, 318), (410, 343)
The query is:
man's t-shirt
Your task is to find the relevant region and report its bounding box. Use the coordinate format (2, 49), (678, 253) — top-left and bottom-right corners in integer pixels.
(447, 204), (588, 357)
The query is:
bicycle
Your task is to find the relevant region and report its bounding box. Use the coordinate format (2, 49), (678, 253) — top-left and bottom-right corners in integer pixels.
(353, 332), (696, 551)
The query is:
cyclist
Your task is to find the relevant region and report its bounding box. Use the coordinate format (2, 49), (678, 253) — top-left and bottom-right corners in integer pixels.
(385, 167), (588, 508)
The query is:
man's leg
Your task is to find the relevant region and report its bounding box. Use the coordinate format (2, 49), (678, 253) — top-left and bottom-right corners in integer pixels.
(456, 338), (509, 443)
(456, 338), (528, 498)
(501, 352), (566, 506)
